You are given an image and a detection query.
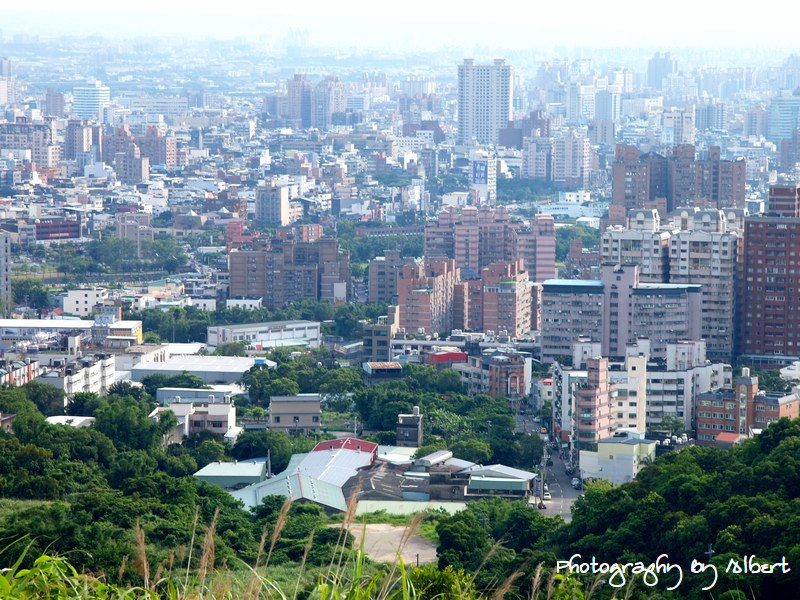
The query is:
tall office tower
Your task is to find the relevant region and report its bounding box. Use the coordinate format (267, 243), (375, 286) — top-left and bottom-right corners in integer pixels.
(0, 57), (10, 77)
(661, 107), (696, 145)
(287, 74), (312, 128)
(767, 91), (800, 144)
(312, 77), (345, 130)
(0, 232), (10, 316)
(738, 185), (800, 362)
(647, 52), (678, 90)
(45, 88), (64, 117)
(396, 259), (459, 335)
(457, 59), (513, 145)
(670, 209), (739, 361)
(255, 184), (292, 227)
(469, 150), (497, 204)
(601, 209), (672, 283)
(73, 80), (110, 120)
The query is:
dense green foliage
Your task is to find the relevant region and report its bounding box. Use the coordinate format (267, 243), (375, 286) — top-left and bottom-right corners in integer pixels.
(132, 301), (388, 343)
(555, 225), (600, 261)
(0, 384), (348, 585)
(353, 364), (545, 470)
(11, 278), (51, 309)
(434, 418), (800, 599)
(497, 178), (561, 204)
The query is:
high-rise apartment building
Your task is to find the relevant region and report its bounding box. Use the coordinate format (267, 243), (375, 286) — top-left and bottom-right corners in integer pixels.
(540, 263), (702, 362)
(312, 77), (345, 130)
(73, 80), (110, 120)
(0, 119), (59, 169)
(739, 185), (800, 363)
(610, 144), (746, 222)
(601, 209), (671, 282)
(456, 259), (532, 339)
(64, 119), (93, 161)
(135, 126), (178, 169)
(45, 88), (64, 118)
(457, 59), (513, 146)
(255, 184), (292, 227)
(228, 237), (349, 308)
(0, 233), (10, 316)
(669, 209), (739, 361)
(661, 107), (695, 145)
(367, 251), (414, 304)
(552, 128), (596, 187)
(397, 259), (459, 335)
(287, 74), (312, 128)
(575, 357), (616, 449)
(424, 206), (556, 281)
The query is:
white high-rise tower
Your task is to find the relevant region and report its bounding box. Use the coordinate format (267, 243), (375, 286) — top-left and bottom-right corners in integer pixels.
(457, 59), (513, 146)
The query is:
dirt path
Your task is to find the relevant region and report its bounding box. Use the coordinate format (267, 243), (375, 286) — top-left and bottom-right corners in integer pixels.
(338, 523), (437, 565)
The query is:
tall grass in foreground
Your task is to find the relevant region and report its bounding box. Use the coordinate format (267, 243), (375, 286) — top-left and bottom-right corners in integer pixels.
(0, 501), (647, 599)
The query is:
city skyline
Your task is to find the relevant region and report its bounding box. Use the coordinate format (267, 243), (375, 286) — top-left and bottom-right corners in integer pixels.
(4, 1), (800, 49)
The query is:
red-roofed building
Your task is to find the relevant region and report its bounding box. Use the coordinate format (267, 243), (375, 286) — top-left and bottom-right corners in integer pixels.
(312, 438), (378, 462)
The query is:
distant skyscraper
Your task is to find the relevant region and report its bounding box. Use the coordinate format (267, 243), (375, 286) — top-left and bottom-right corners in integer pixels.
(45, 88), (64, 117)
(72, 80), (110, 120)
(0, 57), (11, 78)
(312, 77), (345, 130)
(767, 91), (800, 144)
(647, 52), (678, 91)
(457, 59), (513, 146)
(287, 74), (312, 128)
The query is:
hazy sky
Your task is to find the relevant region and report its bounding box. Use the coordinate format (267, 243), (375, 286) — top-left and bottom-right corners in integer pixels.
(3, 1), (795, 48)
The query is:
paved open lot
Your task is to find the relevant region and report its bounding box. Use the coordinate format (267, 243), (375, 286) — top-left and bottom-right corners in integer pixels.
(337, 523), (437, 565)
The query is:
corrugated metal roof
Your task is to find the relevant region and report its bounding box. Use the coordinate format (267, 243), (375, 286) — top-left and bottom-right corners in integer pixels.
(464, 464), (536, 481)
(194, 461), (265, 478)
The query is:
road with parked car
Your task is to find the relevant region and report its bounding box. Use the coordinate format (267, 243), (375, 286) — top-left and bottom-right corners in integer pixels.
(536, 450), (582, 522)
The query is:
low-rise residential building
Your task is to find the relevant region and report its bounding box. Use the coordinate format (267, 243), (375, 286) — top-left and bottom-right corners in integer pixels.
(695, 368), (800, 446)
(269, 393), (321, 434)
(150, 397), (238, 441)
(0, 358), (41, 387)
(37, 354), (116, 400)
(579, 431), (658, 485)
(362, 306), (400, 362)
(61, 288), (109, 317)
(453, 348), (532, 399)
(396, 407), (423, 447)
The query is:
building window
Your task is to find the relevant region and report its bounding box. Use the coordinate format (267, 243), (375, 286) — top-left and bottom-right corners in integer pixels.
(274, 416), (281, 423)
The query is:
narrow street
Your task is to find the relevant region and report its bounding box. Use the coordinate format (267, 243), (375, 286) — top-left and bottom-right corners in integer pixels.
(537, 449), (581, 522)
